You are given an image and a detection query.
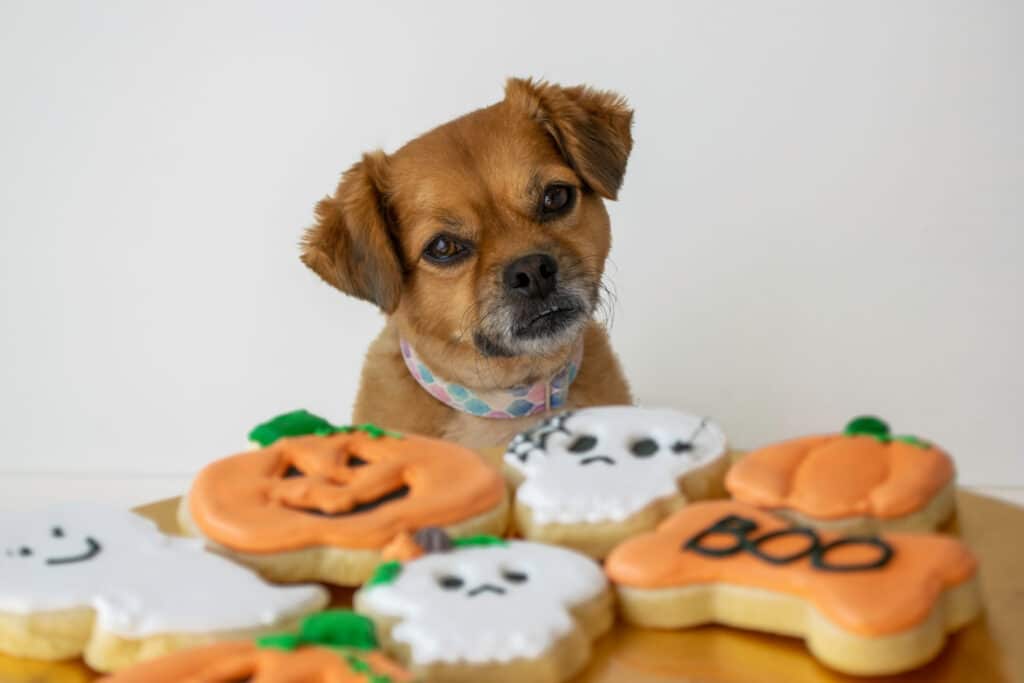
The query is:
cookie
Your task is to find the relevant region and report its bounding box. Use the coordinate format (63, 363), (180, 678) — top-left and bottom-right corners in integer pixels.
(354, 530), (613, 683)
(726, 416), (956, 533)
(179, 412), (509, 585)
(0, 504), (327, 673)
(100, 610), (411, 682)
(504, 407), (729, 557)
(605, 500), (982, 676)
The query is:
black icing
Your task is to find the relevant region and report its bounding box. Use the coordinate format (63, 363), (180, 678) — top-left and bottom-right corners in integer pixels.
(467, 583), (507, 597)
(630, 438), (659, 457)
(671, 441), (693, 454)
(568, 435), (597, 453)
(348, 455), (369, 467)
(18, 547), (32, 557)
(438, 575), (464, 590)
(282, 465), (304, 478)
(579, 455), (616, 466)
(293, 485), (411, 517)
(501, 569), (528, 584)
(46, 537), (102, 565)
(51, 526), (64, 538)
(683, 514), (893, 572)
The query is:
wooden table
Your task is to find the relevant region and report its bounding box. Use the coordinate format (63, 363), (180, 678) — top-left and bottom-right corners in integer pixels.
(1, 490), (1019, 683)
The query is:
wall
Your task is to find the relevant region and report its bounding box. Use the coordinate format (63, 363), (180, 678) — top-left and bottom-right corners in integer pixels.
(1, 1), (1020, 488)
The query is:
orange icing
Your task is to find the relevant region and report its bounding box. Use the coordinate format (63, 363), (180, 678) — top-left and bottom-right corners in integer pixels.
(381, 531), (425, 562)
(604, 500), (977, 636)
(189, 431), (505, 552)
(725, 434), (954, 519)
(99, 641), (411, 682)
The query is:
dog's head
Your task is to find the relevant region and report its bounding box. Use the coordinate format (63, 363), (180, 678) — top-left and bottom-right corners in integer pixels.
(301, 78), (632, 362)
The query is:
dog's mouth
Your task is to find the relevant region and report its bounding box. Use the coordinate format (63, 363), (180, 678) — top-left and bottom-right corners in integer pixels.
(510, 295), (584, 341)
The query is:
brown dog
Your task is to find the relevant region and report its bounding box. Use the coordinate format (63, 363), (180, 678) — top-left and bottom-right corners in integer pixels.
(300, 78), (633, 448)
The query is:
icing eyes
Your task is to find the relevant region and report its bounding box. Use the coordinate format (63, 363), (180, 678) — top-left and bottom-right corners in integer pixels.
(630, 438), (659, 457)
(19, 547), (32, 557)
(567, 436), (597, 453)
(438, 575), (464, 590)
(501, 569), (528, 584)
(672, 441), (693, 454)
(51, 526), (64, 538)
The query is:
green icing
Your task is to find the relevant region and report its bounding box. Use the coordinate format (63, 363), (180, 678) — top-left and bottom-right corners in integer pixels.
(345, 654), (393, 683)
(893, 434), (932, 448)
(366, 560), (403, 587)
(255, 610), (378, 651)
(248, 410), (402, 447)
(843, 416), (930, 449)
(452, 534), (508, 548)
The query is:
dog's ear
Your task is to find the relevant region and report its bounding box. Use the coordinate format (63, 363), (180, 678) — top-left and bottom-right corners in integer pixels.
(300, 151), (403, 313)
(505, 77), (634, 200)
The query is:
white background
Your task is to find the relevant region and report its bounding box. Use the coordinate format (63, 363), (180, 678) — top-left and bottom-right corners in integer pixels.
(1, 1), (1021, 504)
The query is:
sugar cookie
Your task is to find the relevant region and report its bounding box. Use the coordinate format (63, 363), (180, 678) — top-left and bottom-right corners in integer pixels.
(605, 500), (982, 676)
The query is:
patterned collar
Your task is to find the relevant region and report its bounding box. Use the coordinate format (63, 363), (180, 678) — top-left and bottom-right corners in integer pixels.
(399, 338), (584, 419)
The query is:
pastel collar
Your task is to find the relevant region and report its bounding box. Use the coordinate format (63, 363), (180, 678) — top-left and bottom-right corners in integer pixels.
(399, 338), (583, 419)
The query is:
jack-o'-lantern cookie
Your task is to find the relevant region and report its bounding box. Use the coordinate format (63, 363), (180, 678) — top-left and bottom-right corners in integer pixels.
(354, 530), (613, 683)
(100, 610), (411, 683)
(179, 411), (509, 586)
(726, 416), (956, 533)
(605, 500), (982, 676)
(0, 504), (327, 673)
(504, 407), (729, 557)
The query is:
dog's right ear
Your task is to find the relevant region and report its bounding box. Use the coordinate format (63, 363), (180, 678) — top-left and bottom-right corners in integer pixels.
(300, 151), (403, 313)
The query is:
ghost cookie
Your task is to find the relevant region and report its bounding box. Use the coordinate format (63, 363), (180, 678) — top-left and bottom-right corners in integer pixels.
(100, 610), (411, 683)
(504, 406), (729, 557)
(354, 530), (613, 683)
(605, 500), (982, 676)
(726, 416), (957, 533)
(179, 411), (509, 586)
(0, 504), (327, 673)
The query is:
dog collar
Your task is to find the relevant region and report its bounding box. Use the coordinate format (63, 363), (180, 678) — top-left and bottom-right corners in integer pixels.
(399, 338), (584, 419)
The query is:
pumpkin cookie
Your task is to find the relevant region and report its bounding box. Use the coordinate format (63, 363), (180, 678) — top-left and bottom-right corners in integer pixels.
(605, 500), (981, 676)
(504, 407), (729, 557)
(354, 530), (613, 683)
(179, 411), (509, 586)
(726, 416), (956, 533)
(100, 610), (411, 682)
(0, 504), (327, 673)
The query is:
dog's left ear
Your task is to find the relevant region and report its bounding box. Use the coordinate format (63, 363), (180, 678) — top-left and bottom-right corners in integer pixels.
(505, 77), (634, 200)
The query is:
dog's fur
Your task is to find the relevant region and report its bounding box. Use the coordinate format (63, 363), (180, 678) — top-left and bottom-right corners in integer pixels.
(301, 78), (633, 448)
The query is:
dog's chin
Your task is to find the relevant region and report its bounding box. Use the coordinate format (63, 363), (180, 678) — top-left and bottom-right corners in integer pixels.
(474, 297), (587, 358)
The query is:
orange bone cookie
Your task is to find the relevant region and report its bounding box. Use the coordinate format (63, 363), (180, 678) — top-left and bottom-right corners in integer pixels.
(179, 411), (509, 585)
(605, 500), (981, 676)
(99, 611), (411, 683)
(726, 416), (956, 533)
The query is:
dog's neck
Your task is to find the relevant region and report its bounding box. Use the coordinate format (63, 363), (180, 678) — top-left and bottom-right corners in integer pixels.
(398, 335), (584, 419)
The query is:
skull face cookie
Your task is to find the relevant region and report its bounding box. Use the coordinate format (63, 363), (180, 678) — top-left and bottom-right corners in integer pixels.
(504, 407), (729, 557)
(0, 504), (327, 673)
(354, 532), (613, 683)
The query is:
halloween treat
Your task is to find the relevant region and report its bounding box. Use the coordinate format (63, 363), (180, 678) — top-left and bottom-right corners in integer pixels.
(605, 500), (982, 676)
(180, 411), (509, 585)
(0, 504), (327, 673)
(355, 530), (613, 683)
(504, 407), (729, 557)
(726, 416), (956, 533)
(100, 610), (411, 683)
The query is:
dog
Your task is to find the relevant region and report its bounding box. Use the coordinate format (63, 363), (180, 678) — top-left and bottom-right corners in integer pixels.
(300, 78), (633, 449)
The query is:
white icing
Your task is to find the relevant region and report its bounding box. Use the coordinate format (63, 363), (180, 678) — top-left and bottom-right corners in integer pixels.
(357, 540), (606, 665)
(0, 503), (327, 637)
(505, 407), (727, 523)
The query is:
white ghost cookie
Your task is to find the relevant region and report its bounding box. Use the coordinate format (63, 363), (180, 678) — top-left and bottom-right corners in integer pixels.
(0, 504), (328, 673)
(504, 406), (730, 557)
(354, 531), (612, 683)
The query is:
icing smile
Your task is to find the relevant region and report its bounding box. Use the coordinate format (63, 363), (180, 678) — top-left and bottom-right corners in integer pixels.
(579, 455), (615, 466)
(466, 583), (507, 597)
(293, 485), (412, 517)
(46, 537), (102, 565)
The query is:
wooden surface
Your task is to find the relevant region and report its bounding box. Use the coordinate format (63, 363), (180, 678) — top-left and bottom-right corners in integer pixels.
(1, 490), (1019, 683)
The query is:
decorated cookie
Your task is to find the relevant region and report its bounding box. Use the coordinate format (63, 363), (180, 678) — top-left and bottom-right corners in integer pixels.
(179, 410), (509, 585)
(100, 611), (411, 683)
(0, 504), (327, 673)
(355, 530), (613, 683)
(605, 500), (982, 676)
(504, 407), (729, 557)
(726, 416), (956, 533)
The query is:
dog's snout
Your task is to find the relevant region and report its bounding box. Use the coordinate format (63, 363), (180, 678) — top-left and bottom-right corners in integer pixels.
(503, 253), (558, 299)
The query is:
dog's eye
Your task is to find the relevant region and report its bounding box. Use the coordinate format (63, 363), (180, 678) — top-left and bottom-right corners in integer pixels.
(423, 234), (470, 265)
(540, 184), (575, 218)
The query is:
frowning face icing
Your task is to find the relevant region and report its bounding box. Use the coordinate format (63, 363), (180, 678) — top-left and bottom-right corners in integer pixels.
(355, 539), (606, 665)
(505, 407), (728, 524)
(0, 504), (326, 637)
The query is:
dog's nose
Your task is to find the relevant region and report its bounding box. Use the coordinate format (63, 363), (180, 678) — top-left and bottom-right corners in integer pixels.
(503, 253), (558, 299)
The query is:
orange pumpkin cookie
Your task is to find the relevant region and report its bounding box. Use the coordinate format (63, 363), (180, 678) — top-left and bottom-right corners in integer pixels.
(605, 500), (982, 676)
(726, 416), (956, 533)
(179, 411), (509, 585)
(100, 611), (411, 683)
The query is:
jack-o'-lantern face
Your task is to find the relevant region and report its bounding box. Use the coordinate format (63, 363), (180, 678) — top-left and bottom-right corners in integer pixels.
(189, 426), (506, 553)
